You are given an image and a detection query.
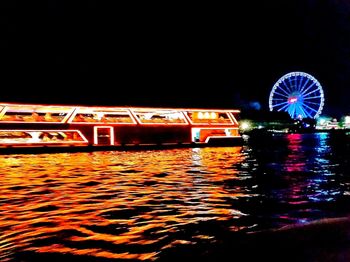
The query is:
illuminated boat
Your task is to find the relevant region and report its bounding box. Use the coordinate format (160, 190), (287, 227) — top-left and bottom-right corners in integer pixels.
(0, 103), (242, 152)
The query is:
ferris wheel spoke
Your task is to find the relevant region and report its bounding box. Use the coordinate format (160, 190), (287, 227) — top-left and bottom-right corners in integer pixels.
(302, 103), (319, 113)
(272, 101), (289, 108)
(272, 99), (287, 102)
(296, 75), (305, 91)
(302, 88), (321, 97)
(289, 104), (297, 118)
(278, 83), (293, 95)
(281, 78), (295, 93)
(287, 77), (297, 92)
(299, 77), (311, 93)
(300, 81), (316, 95)
(304, 100), (321, 106)
(298, 104), (312, 118)
(287, 104), (293, 116)
(276, 102), (290, 112)
(293, 75), (300, 91)
(296, 106), (305, 119)
(294, 104), (304, 118)
(303, 95), (322, 100)
(287, 77), (294, 93)
(273, 91), (289, 98)
(287, 76), (294, 91)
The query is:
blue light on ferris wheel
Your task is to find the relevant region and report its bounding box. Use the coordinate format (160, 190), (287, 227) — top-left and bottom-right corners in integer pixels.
(269, 72), (325, 119)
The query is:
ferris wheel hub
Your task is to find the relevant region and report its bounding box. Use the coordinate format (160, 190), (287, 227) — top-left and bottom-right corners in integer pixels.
(288, 97), (298, 104)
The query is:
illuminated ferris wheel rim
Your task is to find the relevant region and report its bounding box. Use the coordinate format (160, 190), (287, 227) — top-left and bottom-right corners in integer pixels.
(269, 71), (325, 119)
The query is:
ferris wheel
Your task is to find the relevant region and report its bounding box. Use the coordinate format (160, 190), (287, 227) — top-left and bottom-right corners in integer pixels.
(269, 72), (325, 119)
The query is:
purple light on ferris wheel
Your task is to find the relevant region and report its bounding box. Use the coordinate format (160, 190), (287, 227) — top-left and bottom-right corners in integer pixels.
(288, 97), (298, 104)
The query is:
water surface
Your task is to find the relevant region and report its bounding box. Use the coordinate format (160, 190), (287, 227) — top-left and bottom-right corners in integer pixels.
(0, 132), (349, 261)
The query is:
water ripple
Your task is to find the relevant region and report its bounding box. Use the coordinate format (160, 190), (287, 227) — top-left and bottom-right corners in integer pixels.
(0, 133), (350, 261)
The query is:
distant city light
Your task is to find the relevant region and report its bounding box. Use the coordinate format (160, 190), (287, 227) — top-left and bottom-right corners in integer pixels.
(240, 121), (251, 130)
(345, 116), (350, 124)
(318, 118), (326, 125)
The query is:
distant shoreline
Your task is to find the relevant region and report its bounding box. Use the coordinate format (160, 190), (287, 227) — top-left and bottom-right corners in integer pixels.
(243, 128), (350, 136)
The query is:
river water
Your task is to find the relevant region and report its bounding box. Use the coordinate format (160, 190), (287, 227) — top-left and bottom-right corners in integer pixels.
(0, 132), (349, 261)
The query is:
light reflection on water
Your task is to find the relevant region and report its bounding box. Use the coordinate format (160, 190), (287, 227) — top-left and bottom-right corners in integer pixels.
(0, 132), (350, 261)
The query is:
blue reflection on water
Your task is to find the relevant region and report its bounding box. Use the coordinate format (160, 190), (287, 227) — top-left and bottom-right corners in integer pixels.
(0, 132), (349, 261)
(244, 132), (350, 229)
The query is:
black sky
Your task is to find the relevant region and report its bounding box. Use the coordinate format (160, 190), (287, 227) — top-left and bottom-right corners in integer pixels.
(1, 1), (350, 117)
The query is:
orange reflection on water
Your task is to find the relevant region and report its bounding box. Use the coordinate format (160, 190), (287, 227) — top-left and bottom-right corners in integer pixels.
(0, 147), (247, 261)
(29, 244), (158, 261)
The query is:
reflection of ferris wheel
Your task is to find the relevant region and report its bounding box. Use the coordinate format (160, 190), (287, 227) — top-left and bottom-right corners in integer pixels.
(269, 72), (325, 119)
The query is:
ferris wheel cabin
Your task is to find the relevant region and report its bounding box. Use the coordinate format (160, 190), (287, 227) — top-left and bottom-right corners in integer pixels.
(0, 103), (242, 152)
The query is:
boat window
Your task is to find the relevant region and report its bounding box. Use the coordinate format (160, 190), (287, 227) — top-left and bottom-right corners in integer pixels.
(0, 131), (33, 143)
(132, 110), (187, 124)
(1, 106), (72, 122)
(0, 130), (86, 144)
(186, 111), (233, 124)
(101, 114), (134, 123)
(72, 112), (134, 123)
(0, 131), (32, 139)
(38, 131), (85, 142)
(72, 113), (99, 122)
(0, 112), (68, 122)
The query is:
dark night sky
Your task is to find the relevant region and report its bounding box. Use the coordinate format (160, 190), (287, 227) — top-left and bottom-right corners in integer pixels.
(1, 1), (350, 117)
